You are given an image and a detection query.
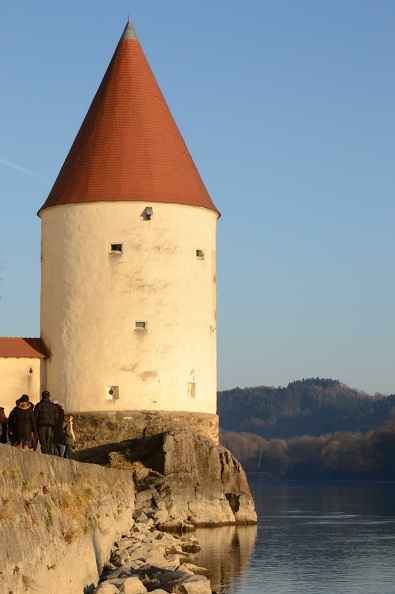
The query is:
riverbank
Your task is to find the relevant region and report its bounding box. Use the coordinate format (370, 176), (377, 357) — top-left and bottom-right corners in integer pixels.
(93, 513), (214, 593)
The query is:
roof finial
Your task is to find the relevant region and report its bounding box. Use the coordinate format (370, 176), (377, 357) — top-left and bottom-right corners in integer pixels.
(122, 16), (137, 40)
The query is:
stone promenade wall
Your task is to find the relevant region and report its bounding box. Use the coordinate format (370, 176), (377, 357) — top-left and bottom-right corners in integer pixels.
(0, 445), (134, 594)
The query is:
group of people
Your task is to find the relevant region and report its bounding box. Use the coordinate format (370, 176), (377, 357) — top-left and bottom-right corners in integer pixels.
(0, 391), (76, 457)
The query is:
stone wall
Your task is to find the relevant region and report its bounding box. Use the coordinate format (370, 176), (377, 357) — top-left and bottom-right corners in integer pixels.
(0, 445), (134, 594)
(72, 410), (219, 450)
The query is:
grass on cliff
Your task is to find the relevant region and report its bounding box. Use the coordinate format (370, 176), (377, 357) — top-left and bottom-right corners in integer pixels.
(106, 450), (145, 471)
(54, 476), (103, 543)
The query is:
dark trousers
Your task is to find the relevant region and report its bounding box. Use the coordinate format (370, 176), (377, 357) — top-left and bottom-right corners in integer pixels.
(53, 444), (65, 457)
(38, 425), (54, 454)
(64, 444), (73, 459)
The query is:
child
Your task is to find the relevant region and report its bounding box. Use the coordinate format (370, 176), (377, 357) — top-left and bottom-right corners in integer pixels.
(63, 414), (76, 458)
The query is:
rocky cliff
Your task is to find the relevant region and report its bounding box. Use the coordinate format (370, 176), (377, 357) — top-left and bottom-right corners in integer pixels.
(75, 428), (257, 528)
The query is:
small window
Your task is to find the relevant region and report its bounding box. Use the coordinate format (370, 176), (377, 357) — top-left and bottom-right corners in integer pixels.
(109, 243), (123, 254)
(106, 386), (119, 400)
(188, 382), (196, 398)
(135, 321), (146, 329)
(196, 249), (205, 259)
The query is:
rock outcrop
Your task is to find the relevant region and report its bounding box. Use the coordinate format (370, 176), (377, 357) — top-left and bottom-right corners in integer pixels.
(76, 428), (257, 528)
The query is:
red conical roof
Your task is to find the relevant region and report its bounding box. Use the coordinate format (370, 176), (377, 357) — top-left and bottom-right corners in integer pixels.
(39, 20), (218, 214)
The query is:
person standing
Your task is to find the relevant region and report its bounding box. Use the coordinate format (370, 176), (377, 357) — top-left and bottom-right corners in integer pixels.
(63, 414), (76, 459)
(34, 391), (59, 454)
(52, 401), (65, 457)
(8, 395), (37, 450)
(0, 407), (8, 444)
(8, 399), (21, 446)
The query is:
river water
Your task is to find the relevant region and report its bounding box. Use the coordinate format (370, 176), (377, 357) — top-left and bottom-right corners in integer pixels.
(193, 478), (395, 593)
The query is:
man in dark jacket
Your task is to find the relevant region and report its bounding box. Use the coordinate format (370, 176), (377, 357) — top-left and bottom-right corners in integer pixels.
(34, 391), (59, 454)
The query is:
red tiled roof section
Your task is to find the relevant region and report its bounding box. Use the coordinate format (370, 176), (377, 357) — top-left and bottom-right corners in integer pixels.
(39, 22), (218, 215)
(0, 338), (47, 358)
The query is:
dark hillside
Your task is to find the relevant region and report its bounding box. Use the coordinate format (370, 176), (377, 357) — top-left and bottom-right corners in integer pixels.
(218, 378), (395, 439)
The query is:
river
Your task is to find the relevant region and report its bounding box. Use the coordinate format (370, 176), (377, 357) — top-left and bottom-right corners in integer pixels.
(193, 478), (395, 593)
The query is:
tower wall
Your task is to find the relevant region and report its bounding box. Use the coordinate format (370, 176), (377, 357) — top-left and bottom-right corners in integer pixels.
(40, 201), (218, 414)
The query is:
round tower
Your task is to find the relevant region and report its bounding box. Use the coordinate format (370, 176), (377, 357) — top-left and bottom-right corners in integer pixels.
(38, 20), (219, 416)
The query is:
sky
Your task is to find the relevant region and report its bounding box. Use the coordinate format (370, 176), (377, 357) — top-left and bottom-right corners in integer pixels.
(1, 1), (395, 396)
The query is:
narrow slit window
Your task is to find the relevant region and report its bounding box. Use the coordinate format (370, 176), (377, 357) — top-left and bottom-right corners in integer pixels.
(109, 243), (123, 254)
(135, 321), (146, 329)
(196, 249), (205, 259)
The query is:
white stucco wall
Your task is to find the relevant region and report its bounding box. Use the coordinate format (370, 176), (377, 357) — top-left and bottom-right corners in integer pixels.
(40, 201), (218, 414)
(0, 358), (44, 414)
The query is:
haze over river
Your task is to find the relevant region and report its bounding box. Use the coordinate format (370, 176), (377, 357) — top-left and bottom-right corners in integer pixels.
(194, 478), (395, 593)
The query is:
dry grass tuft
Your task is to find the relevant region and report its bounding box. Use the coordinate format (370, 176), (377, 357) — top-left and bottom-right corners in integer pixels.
(58, 477), (98, 543)
(109, 458), (137, 470)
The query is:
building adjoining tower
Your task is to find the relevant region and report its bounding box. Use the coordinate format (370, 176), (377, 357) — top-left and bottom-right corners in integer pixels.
(38, 20), (220, 418)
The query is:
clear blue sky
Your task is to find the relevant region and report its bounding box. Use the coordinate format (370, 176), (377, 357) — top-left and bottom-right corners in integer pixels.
(1, 1), (395, 395)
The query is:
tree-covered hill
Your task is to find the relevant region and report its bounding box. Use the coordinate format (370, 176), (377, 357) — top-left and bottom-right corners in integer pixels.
(217, 378), (395, 439)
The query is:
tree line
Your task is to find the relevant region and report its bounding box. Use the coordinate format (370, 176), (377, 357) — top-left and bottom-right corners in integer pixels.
(218, 378), (395, 439)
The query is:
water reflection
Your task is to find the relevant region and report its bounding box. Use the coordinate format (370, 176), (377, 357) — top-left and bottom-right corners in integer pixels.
(248, 479), (395, 594)
(252, 479), (395, 518)
(192, 480), (395, 594)
(193, 524), (257, 593)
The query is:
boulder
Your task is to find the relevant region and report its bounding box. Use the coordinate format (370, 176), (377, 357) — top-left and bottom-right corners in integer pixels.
(119, 577), (147, 593)
(156, 572), (212, 593)
(95, 583), (120, 594)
